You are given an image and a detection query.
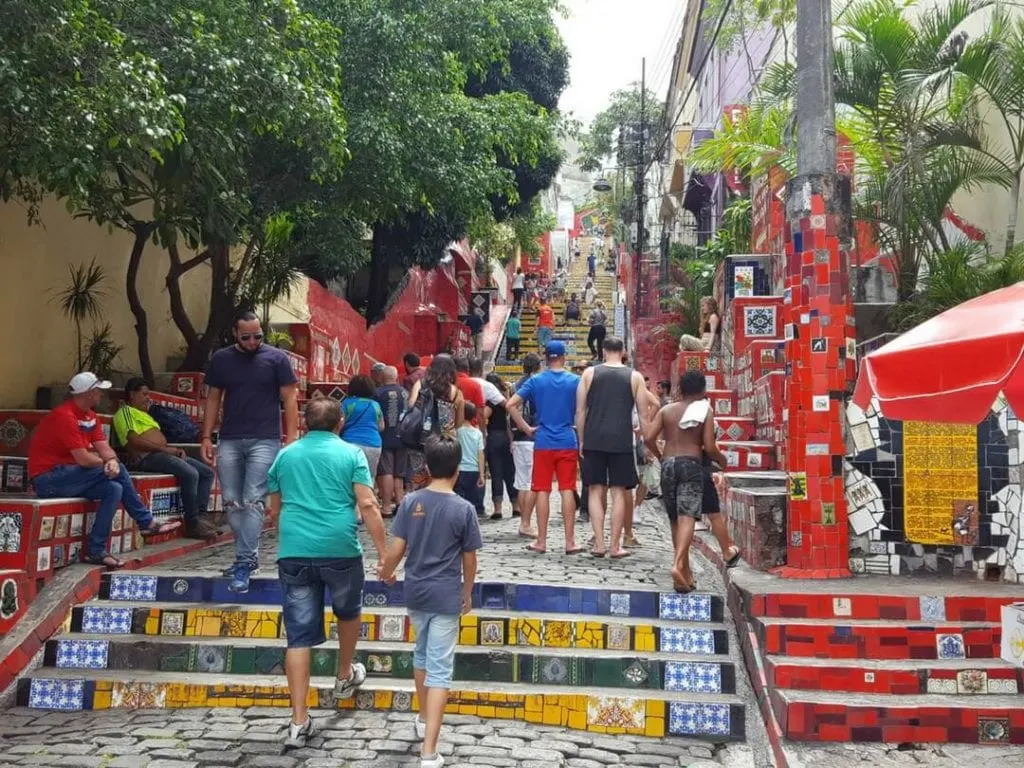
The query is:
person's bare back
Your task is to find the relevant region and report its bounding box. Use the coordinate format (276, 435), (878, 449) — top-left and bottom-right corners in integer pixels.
(647, 395), (728, 468)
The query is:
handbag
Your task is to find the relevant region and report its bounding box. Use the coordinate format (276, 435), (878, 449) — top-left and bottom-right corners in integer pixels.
(397, 389), (438, 449)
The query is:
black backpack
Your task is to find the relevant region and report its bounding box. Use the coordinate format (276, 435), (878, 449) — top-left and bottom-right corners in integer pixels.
(150, 404), (200, 443)
(397, 388), (440, 449)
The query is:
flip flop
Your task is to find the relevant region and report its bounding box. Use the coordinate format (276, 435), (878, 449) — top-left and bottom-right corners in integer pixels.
(84, 552), (125, 570)
(525, 544), (546, 554)
(590, 550), (606, 558)
(140, 520), (182, 537)
(564, 546), (586, 555)
(725, 547), (742, 568)
(609, 551), (632, 560)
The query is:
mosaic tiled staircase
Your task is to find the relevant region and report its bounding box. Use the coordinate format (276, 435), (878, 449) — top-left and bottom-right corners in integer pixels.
(737, 581), (1024, 744)
(20, 572), (747, 742)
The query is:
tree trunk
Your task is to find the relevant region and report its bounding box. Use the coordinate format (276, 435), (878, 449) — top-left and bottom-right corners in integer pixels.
(126, 224), (156, 385)
(365, 225), (391, 327)
(1006, 173), (1021, 253)
(178, 243), (234, 372)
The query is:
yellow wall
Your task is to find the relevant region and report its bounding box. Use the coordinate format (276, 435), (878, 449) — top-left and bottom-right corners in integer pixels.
(0, 198), (211, 407)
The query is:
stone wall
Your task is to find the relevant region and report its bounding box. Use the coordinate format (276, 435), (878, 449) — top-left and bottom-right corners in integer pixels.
(845, 396), (1024, 582)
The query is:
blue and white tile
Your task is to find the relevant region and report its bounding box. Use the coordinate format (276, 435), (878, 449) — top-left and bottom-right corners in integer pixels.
(664, 661), (721, 693)
(81, 606), (133, 634)
(659, 592), (712, 622)
(55, 639), (109, 670)
(668, 702), (731, 736)
(919, 595), (946, 622)
(108, 574), (158, 602)
(659, 627), (716, 655)
(609, 593), (630, 616)
(937, 633), (966, 660)
(28, 679), (85, 711)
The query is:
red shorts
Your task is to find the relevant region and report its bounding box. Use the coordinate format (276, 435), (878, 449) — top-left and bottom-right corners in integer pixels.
(531, 449), (579, 492)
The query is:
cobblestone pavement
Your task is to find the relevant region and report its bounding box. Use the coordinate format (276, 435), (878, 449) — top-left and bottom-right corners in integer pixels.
(0, 706), (758, 767)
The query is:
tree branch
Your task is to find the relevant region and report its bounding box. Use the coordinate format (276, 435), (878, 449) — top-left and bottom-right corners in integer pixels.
(166, 240), (201, 348)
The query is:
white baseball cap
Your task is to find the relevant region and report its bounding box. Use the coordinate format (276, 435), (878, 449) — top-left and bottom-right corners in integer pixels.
(69, 372), (113, 395)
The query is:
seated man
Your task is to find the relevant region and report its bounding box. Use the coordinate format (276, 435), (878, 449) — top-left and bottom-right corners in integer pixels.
(29, 372), (181, 569)
(113, 377), (218, 540)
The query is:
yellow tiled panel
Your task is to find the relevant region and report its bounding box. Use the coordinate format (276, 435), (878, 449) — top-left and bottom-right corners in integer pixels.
(542, 704), (562, 725)
(457, 704), (476, 715)
(514, 707), (526, 719)
(338, 698), (355, 709)
(542, 620), (571, 647)
(568, 710), (587, 730)
(95, 680), (113, 692)
(495, 708), (515, 719)
(233, 696), (255, 707)
(461, 615), (479, 628)
(525, 694), (544, 712)
(606, 726), (626, 734)
(459, 626), (477, 645)
(589, 723), (607, 734)
(645, 700), (665, 718)
(144, 612), (159, 635)
(374, 691), (393, 709)
(646, 716), (665, 737)
(635, 629), (655, 652)
(93, 691), (111, 710)
(216, 698), (236, 708)
(524, 709), (543, 723)
(517, 618), (542, 647)
(194, 610), (223, 636)
(462, 691), (478, 701)
(477, 705), (496, 718)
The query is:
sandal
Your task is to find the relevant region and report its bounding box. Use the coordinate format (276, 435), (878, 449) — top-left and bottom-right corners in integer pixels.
(564, 546), (586, 555)
(490, 512), (503, 521)
(85, 552), (125, 570)
(609, 550), (632, 560)
(725, 546), (742, 568)
(590, 549), (606, 558)
(140, 520), (182, 537)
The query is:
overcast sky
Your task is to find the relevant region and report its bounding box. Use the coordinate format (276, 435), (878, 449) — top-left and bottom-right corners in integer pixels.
(556, 0), (686, 127)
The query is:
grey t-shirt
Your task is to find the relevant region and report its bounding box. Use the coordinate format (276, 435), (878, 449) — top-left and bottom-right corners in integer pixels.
(391, 488), (482, 615)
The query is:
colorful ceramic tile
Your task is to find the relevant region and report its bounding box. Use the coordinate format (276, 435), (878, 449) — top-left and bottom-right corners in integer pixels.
(925, 676), (956, 694)
(109, 574), (158, 602)
(121, 532), (134, 552)
(956, 669), (987, 694)
(54, 515), (69, 539)
(919, 596), (946, 622)
(978, 718), (1010, 744)
(936, 633), (966, 659)
(28, 679), (84, 711)
(68, 542), (81, 565)
(660, 627), (715, 655)
(743, 306), (776, 337)
(52, 545), (65, 569)
(112, 509), (123, 532)
(832, 598), (852, 617)
(621, 660), (649, 686)
(38, 517), (54, 541)
(110, 681), (166, 709)
(668, 702), (731, 736)
(664, 661), (721, 694)
(81, 606), (133, 634)
(733, 266), (754, 297)
(379, 615), (405, 642)
(69, 513), (84, 537)
(606, 624), (631, 651)
(36, 546), (51, 572)
(160, 611), (185, 636)
(659, 593), (711, 622)
(480, 619), (505, 646)
(609, 593), (630, 616)
(987, 678), (1019, 694)
(586, 695), (645, 729)
(393, 691), (413, 712)
(55, 639), (109, 670)
(0, 511), (22, 553)
(195, 645), (228, 673)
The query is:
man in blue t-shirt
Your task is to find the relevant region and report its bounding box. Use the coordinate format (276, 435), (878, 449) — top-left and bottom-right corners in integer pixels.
(507, 341), (583, 556)
(268, 398), (387, 749)
(201, 311), (299, 593)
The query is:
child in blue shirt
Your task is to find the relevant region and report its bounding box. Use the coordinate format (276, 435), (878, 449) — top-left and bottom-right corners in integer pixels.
(379, 436), (482, 768)
(455, 402), (486, 516)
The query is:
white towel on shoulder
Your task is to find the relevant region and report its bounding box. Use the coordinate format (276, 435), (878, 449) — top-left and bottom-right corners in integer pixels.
(678, 399), (711, 430)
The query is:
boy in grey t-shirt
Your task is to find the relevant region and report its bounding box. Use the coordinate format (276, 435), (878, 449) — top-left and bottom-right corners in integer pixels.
(378, 436), (482, 768)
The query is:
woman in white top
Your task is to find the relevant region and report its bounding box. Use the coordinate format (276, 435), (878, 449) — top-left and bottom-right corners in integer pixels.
(583, 276), (596, 306)
(511, 267), (526, 311)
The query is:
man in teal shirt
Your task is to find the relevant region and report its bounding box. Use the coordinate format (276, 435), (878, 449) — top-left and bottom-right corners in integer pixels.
(506, 310), (522, 360)
(267, 397), (387, 748)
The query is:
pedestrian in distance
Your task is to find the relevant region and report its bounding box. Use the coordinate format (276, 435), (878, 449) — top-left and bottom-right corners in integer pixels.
(587, 301), (607, 360)
(376, 366), (409, 517)
(340, 374), (385, 477)
(536, 299), (555, 352)
(406, 354), (465, 489)
(484, 373), (518, 520)
(511, 267), (526, 311)
(510, 353), (541, 537)
(455, 401), (486, 516)
(378, 435), (482, 768)
(269, 398), (388, 749)
(201, 311), (300, 594)
(505, 310), (521, 360)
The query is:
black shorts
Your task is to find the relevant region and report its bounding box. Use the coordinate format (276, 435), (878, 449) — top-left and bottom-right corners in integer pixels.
(581, 450), (638, 489)
(703, 468), (720, 515)
(660, 456), (704, 523)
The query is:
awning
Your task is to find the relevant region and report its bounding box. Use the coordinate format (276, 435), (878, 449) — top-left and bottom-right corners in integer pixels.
(853, 282), (1024, 423)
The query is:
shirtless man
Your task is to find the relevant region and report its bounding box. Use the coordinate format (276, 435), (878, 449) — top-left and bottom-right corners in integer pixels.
(644, 370), (739, 592)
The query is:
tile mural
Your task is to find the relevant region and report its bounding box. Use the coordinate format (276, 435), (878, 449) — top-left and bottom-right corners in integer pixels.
(845, 396), (1024, 582)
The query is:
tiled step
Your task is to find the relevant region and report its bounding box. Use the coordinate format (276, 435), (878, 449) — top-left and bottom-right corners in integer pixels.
(717, 440), (776, 471)
(767, 656), (1021, 695)
(18, 668), (746, 740)
(46, 635), (740, 694)
(708, 390), (737, 417)
(99, 574), (725, 621)
(771, 688), (1024, 744)
(715, 416), (755, 443)
(722, 470), (787, 490)
(744, 589), (1018, 623)
(71, 602), (732, 655)
(754, 616), (1002, 660)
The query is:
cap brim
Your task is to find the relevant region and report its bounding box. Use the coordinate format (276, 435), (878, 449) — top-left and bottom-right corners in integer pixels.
(96, 380), (113, 390)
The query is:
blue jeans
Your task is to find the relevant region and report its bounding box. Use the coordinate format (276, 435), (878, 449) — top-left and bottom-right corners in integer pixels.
(409, 610), (460, 688)
(217, 438), (280, 566)
(135, 453), (214, 522)
(456, 471), (484, 515)
(33, 464), (152, 558)
(537, 326), (552, 348)
(278, 557), (365, 648)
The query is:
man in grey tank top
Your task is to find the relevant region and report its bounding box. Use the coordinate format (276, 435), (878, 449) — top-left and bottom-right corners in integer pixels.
(574, 336), (650, 558)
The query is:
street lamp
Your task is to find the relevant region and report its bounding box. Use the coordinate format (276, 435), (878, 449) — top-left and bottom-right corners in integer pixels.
(592, 177), (612, 193)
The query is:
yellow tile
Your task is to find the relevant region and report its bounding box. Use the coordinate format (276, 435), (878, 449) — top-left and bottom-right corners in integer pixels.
(568, 710), (587, 730)
(460, 627), (477, 645)
(144, 611), (159, 635)
(518, 619), (542, 647)
(589, 723), (607, 733)
(477, 705), (495, 718)
(495, 707), (515, 719)
(374, 690), (393, 709)
(525, 694), (544, 712)
(234, 695), (255, 707)
(543, 620), (571, 648)
(645, 716), (665, 737)
(95, 680), (112, 692)
(542, 704), (563, 725)
(524, 709), (543, 723)
(645, 700), (665, 717)
(93, 691), (111, 710)
(514, 707), (526, 719)
(461, 615), (479, 628)
(215, 697), (236, 708)
(338, 698), (355, 710)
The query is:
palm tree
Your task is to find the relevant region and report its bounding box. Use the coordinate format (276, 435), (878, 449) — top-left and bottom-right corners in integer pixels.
(55, 260), (107, 371)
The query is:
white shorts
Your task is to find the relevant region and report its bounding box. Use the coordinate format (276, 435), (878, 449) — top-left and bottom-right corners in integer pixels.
(511, 441), (535, 491)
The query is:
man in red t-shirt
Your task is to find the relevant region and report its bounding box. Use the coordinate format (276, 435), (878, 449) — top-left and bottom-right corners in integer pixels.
(536, 301), (555, 352)
(453, 355), (486, 438)
(29, 372), (180, 569)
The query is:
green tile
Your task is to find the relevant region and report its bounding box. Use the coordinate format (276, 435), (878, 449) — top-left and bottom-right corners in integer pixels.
(392, 651), (414, 679)
(311, 648), (336, 677)
(586, 657), (627, 688)
(485, 651), (516, 683)
(254, 646), (285, 675)
(158, 645), (191, 673)
(230, 647), (256, 675)
(454, 652), (492, 682)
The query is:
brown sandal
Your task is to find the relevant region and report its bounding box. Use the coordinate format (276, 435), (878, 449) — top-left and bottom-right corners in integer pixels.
(140, 520), (182, 537)
(85, 552), (125, 569)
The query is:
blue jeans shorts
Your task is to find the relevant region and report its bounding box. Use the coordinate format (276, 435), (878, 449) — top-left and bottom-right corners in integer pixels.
(278, 557), (364, 648)
(409, 610), (460, 689)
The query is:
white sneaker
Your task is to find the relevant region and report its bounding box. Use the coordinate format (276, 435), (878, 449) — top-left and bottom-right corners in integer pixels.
(415, 715), (426, 739)
(283, 715), (315, 749)
(421, 754), (445, 768)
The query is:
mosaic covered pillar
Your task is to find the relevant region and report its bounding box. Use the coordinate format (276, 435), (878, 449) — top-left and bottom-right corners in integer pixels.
(779, 174), (856, 578)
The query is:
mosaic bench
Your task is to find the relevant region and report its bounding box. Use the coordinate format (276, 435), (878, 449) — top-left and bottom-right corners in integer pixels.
(724, 485), (788, 572)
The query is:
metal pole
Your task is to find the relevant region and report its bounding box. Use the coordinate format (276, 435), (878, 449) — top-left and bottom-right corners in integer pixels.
(795, 0), (836, 174)
(635, 58), (645, 319)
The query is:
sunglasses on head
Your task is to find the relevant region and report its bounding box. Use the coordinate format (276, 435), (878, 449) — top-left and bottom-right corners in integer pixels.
(239, 333), (264, 342)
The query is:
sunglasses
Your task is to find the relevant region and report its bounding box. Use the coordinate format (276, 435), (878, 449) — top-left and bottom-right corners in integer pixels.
(239, 333), (264, 342)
